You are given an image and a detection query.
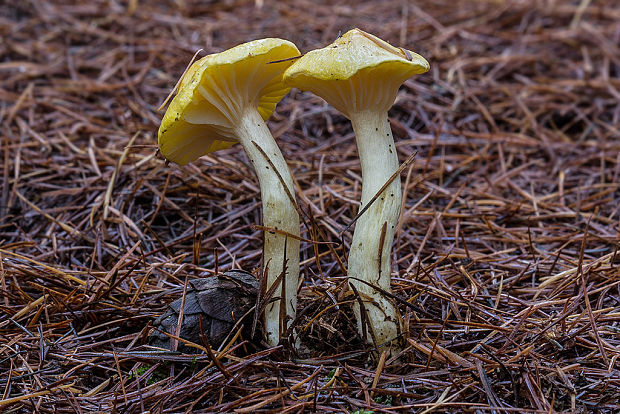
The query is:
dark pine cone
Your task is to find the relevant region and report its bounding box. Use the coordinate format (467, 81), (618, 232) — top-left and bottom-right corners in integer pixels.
(150, 270), (258, 351)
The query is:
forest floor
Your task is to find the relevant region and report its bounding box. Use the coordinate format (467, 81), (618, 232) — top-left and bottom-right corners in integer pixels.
(0, 0), (619, 412)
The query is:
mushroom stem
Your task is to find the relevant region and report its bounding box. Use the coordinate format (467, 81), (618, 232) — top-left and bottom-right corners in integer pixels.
(348, 110), (402, 348)
(234, 108), (300, 347)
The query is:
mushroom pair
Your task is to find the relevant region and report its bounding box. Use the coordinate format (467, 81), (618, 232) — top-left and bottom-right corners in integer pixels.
(158, 29), (429, 351)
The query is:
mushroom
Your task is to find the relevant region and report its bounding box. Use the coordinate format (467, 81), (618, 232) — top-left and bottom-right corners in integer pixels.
(158, 38), (301, 347)
(283, 29), (429, 349)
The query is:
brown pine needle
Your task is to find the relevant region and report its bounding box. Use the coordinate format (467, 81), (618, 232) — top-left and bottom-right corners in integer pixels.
(1, 2), (618, 412)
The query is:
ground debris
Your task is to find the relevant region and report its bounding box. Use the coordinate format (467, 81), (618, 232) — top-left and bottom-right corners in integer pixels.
(0, 0), (619, 412)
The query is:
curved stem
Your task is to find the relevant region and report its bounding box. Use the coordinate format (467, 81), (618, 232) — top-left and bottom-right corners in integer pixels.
(235, 109), (300, 347)
(348, 110), (402, 348)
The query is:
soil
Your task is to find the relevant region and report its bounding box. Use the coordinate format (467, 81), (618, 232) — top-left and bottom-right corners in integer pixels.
(0, 0), (618, 412)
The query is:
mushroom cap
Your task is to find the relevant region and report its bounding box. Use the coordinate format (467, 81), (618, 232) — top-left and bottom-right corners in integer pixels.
(283, 28), (429, 117)
(158, 38), (300, 165)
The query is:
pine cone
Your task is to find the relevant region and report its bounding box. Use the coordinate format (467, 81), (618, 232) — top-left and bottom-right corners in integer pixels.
(150, 270), (258, 351)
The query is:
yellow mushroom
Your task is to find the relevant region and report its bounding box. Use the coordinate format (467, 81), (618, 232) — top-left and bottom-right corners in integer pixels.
(284, 29), (429, 350)
(158, 38), (301, 347)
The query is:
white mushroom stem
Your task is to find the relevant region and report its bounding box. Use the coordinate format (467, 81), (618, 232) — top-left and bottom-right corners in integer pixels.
(234, 108), (300, 347)
(347, 109), (402, 348)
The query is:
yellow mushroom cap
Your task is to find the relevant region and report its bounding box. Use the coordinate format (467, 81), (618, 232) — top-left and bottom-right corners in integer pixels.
(158, 38), (300, 165)
(283, 28), (429, 117)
